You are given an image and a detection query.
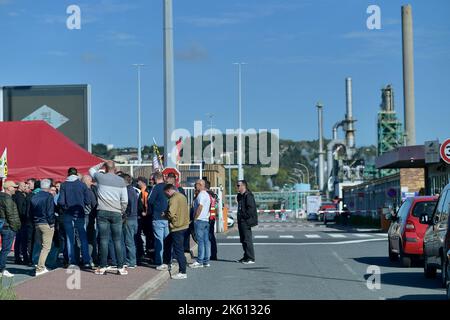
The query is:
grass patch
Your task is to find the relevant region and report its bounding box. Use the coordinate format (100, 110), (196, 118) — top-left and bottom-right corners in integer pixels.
(0, 277), (17, 300)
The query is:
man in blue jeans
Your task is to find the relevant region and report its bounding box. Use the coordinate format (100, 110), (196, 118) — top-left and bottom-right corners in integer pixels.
(190, 179), (211, 269)
(121, 174), (138, 268)
(0, 181), (22, 278)
(90, 161), (128, 276)
(148, 172), (169, 271)
(58, 168), (94, 268)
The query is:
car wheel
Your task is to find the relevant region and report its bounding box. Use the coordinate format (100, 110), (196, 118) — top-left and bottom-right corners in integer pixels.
(424, 256), (437, 278)
(441, 257), (448, 288)
(399, 241), (411, 268)
(388, 242), (398, 262)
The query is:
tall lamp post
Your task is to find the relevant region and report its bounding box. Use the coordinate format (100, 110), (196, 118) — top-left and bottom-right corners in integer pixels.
(132, 63), (145, 164)
(296, 162), (310, 185)
(233, 62), (247, 181)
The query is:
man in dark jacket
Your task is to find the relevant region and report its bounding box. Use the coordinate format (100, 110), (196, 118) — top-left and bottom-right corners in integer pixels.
(30, 179), (56, 276)
(121, 174), (139, 268)
(0, 181), (21, 277)
(236, 180), (257, 264)
(148, 172), (169, 270)
(82, 175), (98, 266)
(12, 182), (30, 264)
(57, 167), (93, 268)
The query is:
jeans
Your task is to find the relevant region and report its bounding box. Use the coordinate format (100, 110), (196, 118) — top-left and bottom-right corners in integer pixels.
(25, 221), (35, 264)
(64, 213), (91, 265)
(35, 224), (55, 271)
(195, 220), (210, 265)
(0, 228), (16, 272)
(152, 220), (169, 266)
(238, 221), (255, 261)
(56, 215), (69, 265)
(97, 210), (124, 268)
(209, 219), (217, 260)
(183, 227), (191, 252)
(122, 218), (138, 267)
(171, 229), (187, 273)
(86, 214), (98, 265)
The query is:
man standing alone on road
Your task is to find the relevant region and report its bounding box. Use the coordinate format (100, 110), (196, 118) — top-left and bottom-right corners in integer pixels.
(236, 180), (257, 264)
(90, 161), (128, 275)
(189, 179), (211, 269)
(0, 181), (21, 278)
(164, 184), (190, 279)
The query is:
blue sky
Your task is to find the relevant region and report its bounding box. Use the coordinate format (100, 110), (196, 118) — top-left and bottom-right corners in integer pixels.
(0, 0), (449, 148)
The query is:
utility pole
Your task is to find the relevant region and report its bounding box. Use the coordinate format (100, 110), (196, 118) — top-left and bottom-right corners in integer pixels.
(233, 62), (247, 181)
(132, 64), (145, 164)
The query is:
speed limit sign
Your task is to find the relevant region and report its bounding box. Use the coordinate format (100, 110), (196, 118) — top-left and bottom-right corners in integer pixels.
(440, 139), (450, 164)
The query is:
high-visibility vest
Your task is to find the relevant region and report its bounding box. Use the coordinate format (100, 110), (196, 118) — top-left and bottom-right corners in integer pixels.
(209, 193), (217, 220)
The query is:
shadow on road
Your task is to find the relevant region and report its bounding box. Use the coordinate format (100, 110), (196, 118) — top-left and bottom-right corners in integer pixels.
(364, 271), (441, 290)
(354, 256), (395, 268)
(239, 267), (363, 284)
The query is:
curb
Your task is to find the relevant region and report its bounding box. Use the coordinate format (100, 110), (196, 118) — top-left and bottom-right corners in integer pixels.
(127, 243), (198, 300)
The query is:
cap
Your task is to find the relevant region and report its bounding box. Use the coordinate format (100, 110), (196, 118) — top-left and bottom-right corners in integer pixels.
(3, 181), (18, 189)
(167, 172), (177, 178)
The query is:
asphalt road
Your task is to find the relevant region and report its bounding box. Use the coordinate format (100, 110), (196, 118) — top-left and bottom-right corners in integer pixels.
(151, 221), (447, 300)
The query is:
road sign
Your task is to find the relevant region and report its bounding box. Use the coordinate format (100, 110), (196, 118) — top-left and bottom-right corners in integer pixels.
(440, 139), (450, 164)
(425, 140), (441, 164)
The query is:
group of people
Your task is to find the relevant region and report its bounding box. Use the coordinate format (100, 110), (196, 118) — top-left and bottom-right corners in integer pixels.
(0, 160), (258, 280)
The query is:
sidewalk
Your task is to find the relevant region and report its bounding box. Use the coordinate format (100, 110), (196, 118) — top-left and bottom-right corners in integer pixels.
(12, 244), (197, 300)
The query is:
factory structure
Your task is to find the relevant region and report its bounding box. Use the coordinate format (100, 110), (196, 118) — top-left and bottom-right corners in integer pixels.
(315, 4), (449, 218)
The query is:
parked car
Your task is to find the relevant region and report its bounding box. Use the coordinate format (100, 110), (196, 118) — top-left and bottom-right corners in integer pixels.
(318, 202), (336, 222)
(307, 212), (318, 221)
(420, 183), (450, 288)
(388, 196), (438, 267)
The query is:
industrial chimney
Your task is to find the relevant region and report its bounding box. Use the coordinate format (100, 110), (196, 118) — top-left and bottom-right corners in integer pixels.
(402, 4), (416, 146)
(345, 77), (356, 158)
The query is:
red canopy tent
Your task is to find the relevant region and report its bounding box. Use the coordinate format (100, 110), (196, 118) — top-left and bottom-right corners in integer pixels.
(0, 121), (102, 182)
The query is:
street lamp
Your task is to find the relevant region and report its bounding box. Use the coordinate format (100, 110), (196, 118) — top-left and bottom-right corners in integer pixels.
(221, 152), (233, 209)
(296, 162), (310, 185)
(233, 62), (247, 181)
(132, 63), (145, 164)
(207, 113), (214, 164)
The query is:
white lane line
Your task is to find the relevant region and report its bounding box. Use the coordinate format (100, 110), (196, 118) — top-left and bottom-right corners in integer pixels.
(219, 238), (386, 246)
(279, 235), (294, 239)
(305, 234), (321, 238)
(226, 236), (240, 239)
(331, 251), (344, 263)
(343, 263), (357, 276)
(328, 233), (347, 238)
(375, 233), (388, 237)
(254, 235), (269, 239)
(352, 233), (373, 238)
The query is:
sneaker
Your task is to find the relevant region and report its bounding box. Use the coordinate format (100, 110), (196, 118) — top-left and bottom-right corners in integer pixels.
(82, 263), (93, 270)
(242, 260), (255, 265)
(189, 262), (204, 269)
(171, 273), (187, 280)
(95, 268), (107, 275)
(67, 264), (79, 269)
(156, 264), (168, 271)
(106, 265), (117, 271)
(126, 265), (137, 269)
(203, 263), (211, 268)
(118, 267), (128, 275)
(1, 270), (14, 278)
(35, 268), (49, 277)
(236, 257), (246, 263)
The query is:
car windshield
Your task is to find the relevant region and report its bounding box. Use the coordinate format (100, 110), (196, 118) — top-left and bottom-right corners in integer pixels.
(412, 201), (437, 218)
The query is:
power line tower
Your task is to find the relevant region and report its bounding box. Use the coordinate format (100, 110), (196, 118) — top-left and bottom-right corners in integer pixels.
(377, 85), (404, 177)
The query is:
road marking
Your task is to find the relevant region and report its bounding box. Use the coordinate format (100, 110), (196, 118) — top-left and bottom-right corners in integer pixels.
(375, 233), (388, 237)
(331, 251), (344, 262)
(226, 236), (240, 239)
(352, 233), (373, 238)
(305, 234), (321, 238)
(328, 233), (347, 238)
(254, 235), (269, 239)
(279, 235), (294, 239)
(219, 238), (386, 246)
(344, 263), (357, 276)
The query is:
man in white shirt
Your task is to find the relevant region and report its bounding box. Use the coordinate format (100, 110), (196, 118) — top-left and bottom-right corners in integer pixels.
(189, 179), (211, 268)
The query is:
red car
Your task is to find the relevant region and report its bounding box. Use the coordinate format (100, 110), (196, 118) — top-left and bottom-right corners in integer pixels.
(388, 196), (438, 267)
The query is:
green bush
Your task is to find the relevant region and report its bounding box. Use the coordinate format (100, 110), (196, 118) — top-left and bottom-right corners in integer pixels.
(0, 278), (17, 300)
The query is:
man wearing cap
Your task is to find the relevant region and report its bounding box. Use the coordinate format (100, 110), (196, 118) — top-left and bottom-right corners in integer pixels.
(0, 181), (21, 277)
